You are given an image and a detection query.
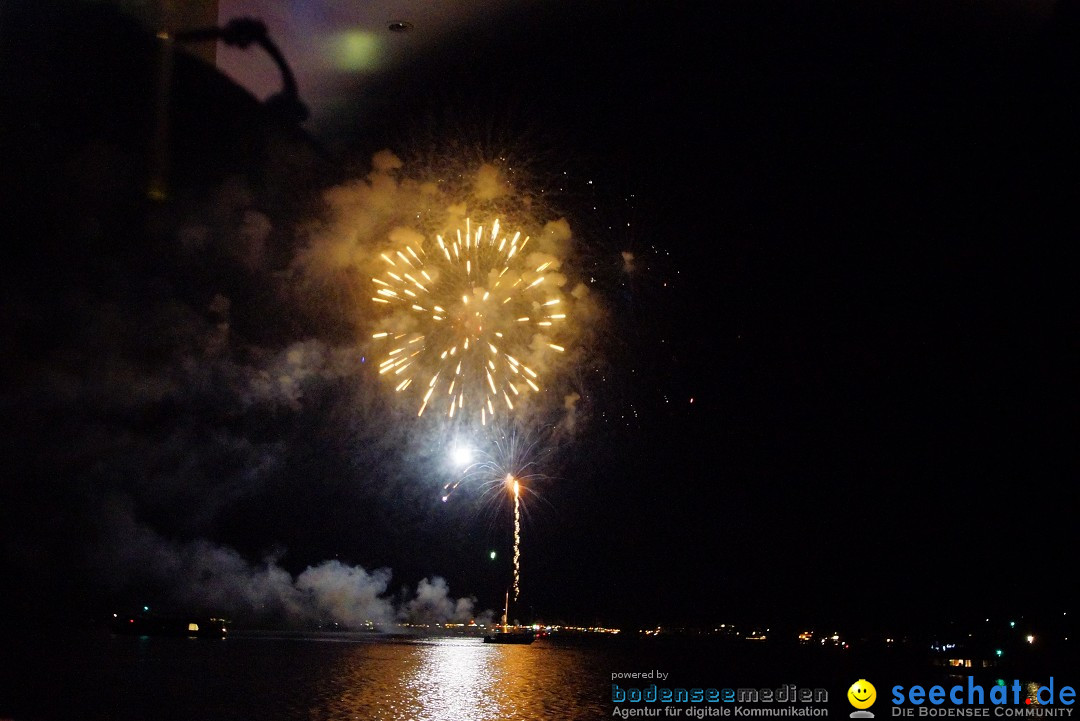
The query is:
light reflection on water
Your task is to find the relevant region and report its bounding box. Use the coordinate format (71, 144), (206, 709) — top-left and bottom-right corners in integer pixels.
(308, 638), (607, 721)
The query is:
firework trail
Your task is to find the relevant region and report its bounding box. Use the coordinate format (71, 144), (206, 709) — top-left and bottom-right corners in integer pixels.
(370, 217), (568, 425)
(512, 476), (521, 601)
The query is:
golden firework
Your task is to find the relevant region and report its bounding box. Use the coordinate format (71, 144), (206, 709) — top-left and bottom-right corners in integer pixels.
(371, 218), (567, 423)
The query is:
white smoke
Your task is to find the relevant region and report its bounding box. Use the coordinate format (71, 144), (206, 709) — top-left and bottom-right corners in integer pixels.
(97, 500), (487, 629)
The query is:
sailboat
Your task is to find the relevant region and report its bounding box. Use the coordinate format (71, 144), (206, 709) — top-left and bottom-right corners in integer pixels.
(483, 590), (535, 644)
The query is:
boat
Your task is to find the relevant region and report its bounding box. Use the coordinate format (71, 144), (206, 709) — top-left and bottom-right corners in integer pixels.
(484, 628), (535, 644)
(483, 590), (535, 645)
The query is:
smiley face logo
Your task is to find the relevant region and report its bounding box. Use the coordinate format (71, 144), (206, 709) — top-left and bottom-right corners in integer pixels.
(848, 679), (877, 709)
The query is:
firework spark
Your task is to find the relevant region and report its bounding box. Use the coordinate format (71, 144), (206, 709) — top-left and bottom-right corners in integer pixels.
(370, 218), (567, 424)
(440, 422), (550, 502)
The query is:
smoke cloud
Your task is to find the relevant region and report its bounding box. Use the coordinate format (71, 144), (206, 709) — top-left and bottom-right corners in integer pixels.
(96, 500), (484, 629)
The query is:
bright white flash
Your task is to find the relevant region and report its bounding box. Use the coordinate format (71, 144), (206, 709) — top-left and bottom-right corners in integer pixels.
(450, 445), (473, 467)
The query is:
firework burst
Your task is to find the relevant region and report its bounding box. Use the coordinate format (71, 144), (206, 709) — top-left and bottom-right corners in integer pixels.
(370, 217), (568, 424)
(441, 422), (551, 503)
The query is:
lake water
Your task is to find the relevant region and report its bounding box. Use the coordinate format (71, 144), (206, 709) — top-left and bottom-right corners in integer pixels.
(1, 630), (1062, 721)
(5, 631), (618, 721)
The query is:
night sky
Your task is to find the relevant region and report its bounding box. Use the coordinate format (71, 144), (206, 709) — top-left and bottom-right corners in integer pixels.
(1, 0), (1076, 634)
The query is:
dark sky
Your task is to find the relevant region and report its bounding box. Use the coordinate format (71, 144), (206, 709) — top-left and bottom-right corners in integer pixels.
(1, 0), (1076, 633)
